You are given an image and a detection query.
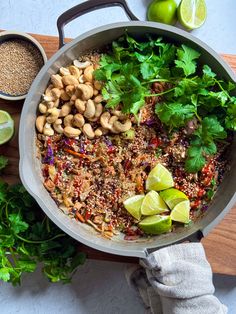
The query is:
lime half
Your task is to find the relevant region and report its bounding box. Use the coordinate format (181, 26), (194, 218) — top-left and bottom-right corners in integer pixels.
(141, 190), (169, 215)
(178, 0), (207, 30)
(139, 215), (172, 235)
(160, 188), (188, 209)
(123, 195), (145, 220)
(146, 163), (174, 191)
(0, 110), (14, 145)
(170, 200), (190, 223)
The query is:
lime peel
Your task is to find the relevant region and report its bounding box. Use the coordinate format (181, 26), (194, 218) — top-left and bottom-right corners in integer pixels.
(141, 190), (169, 215)
(0, 110), (14, 145)
(139, 215), (172, 234)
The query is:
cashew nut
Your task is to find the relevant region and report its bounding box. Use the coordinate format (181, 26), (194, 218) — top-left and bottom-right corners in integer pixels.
(75, 99), (86, 113)
(83, 123), (95, 139)
(109, 116), (119, 134)
(60, 67), (70, 76)
(64, 126), (81, 138)
(53, 119), (64, 134)
(73, 60), (91, 69)
(45, 84), (53, 96)
(94, 103), (103, 118)
(60, 102), (72, 117)
(69, 65), (81, 79)
(111, 110), (127, 121)
(60, 90), (70, 101)
(100, 112), (111, 129)
(43, 122), (54, 136)
(64, 114), (74, 127)
(51, 74), (64, 89)
(46, 108), (60, 123)
(39, 103), (47, 114)
(84, 99), (96, 119)
(94, 81), (102, 90)
(73, 113), (85, 128)
(78, 75), (85, 84)
(94, 128), (103, 137)
(113, 119), (132, 133)
(51, 88), (61, 99)
(93, 94), (103, 103)
(36, 115), (46, 133)
(65, 85), (75, 97)
(62, 75), (78, 86)
(84, 65), (94, 83)
(77, 84), (93, 100)
(93, 88), (99, 96)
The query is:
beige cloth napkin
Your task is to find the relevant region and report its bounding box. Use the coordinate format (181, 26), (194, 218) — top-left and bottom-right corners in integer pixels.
(126, 243), (227, 314)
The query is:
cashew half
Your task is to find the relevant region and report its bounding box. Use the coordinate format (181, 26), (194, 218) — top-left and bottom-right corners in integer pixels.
(84, 99), (96, 119)
(93, 94), (103, 103)
(53, 119), (64, 134)
(51, 74), (64, 89)
(84, 65), (94, 83)
(73, 60), (91, 69)
(75, 99), (86, 113)
(77, 84), (93, 100)
(64, 126), (81, 138)
(64, 114), (74, 127)
(60, 90), (70, 101)
(100, 112), (111, 129)
(46, 108), (60, 123)
(94, 128), (103, 137)
(83, 123), (95, 139)
(60, 67), (70, 76)
(36, 115), (46, 133)
(65, 85), (75, 97)
(39, 103), (47, 114)
(113, 119), (132, 133)
(73, 113), (85, 128)
(62, 75), (78, 86)
(60, 102), (72, 117)
(43, 122), (54, 136)
(69, 65), (81, 79)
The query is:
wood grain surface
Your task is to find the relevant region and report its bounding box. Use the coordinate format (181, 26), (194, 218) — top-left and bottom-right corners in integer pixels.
(0, 32), (236, 275)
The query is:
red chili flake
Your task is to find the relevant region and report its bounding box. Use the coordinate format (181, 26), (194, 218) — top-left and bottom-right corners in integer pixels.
(42, 165), (49, 177)
(108, 146), (116, 153)
(197, 188), (205, 198)
(149, 137), (161, 148)
(191, 199), (202, 209)
(85, 210), (92, 221)
(124, 159), (132, 171)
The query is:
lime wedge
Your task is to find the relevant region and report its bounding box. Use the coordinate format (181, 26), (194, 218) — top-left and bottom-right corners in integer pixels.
(123, 195), (145, 220)
(146, 164), (174, 191)
(160, 188), (188, 210)
(139, 215), (172, 235)
(178, 0), (207, 30)
(141, 190), (169, 215)
(170, 200), (190, 223)
(0, 110), (14, 145)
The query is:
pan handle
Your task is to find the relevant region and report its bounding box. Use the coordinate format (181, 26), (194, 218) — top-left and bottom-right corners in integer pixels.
(57, 0), (139, 48)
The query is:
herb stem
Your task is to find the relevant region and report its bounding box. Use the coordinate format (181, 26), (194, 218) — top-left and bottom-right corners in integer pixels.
(16, 233), (65, 244)
(145, 87), (175, 97)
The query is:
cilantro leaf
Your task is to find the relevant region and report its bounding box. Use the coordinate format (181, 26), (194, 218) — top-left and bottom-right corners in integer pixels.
(185, 117), (227, 172)
(155, 102), (196, 128)
(225, 97), (236, 130)
(175, 45), (201, 76)
(0, 156), (8, 171)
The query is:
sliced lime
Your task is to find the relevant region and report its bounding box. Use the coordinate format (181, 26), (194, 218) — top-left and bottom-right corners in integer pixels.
(0, 110), (14, 145)
(178, 0), (207, 30)
(170, 200), (190, 223)
(123, 195), (145, 220)
(139, 215), (172, 235)
(146, 163), (174, 191)
(160, 188), (188, 209)
(141, 190), (169, 215)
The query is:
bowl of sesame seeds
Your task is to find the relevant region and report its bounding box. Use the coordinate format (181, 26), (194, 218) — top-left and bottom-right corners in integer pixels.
(0, 30), (47, 101)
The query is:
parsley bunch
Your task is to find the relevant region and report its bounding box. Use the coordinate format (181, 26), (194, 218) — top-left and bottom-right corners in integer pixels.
(0, 156), (85, 285)
(95, 34), (236, 173)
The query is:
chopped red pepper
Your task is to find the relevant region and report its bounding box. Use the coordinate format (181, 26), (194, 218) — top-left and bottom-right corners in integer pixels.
(197, 188), (205, 198)
(76, 212), (85, 223)
(191, 199), (201, 209)
(149, 137), (161, 148)
(85, 210), (92, 221)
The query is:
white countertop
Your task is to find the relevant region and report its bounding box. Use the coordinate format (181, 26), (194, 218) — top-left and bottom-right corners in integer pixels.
(0, 1), (236, 313)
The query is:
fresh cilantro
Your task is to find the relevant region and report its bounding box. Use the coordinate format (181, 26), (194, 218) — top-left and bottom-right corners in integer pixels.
(0, 156), (8, 171)
(185, 117), (227, 172)
(155, 102), (196, 128)
(0, 159), (86, 285)
(225, 97), (236, 130)
(175, 45), (201, 76)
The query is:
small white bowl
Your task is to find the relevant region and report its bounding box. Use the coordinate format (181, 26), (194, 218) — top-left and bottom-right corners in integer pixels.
(0, 30), (47, 101)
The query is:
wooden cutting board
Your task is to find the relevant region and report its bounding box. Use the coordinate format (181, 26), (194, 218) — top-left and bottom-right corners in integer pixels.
(0, 32), (236, 275)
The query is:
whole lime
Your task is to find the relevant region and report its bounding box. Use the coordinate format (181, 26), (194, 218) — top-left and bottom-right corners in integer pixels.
(147, 0), (177, 25)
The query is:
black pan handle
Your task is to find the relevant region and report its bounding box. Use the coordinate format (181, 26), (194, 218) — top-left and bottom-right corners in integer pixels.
(57, 0), (139, 48)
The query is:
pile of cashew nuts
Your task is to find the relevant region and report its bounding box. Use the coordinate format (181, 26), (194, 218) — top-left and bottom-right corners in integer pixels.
(36, 59), (132, 139)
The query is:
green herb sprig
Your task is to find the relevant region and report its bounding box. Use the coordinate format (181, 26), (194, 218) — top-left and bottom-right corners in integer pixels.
(0, 156), (86, 285)
(95, 34), (236, 173)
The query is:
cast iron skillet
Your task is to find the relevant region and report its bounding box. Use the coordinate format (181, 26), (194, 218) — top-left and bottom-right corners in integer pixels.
(19, 0), (236, 257)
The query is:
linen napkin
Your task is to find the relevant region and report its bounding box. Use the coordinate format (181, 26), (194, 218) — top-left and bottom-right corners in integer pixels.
(126, 243), (227, 314)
